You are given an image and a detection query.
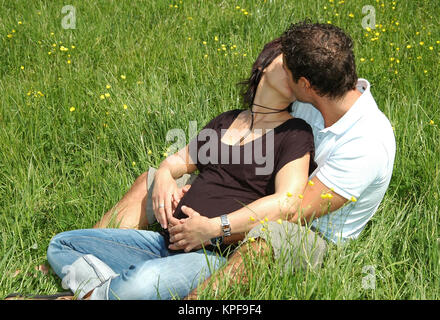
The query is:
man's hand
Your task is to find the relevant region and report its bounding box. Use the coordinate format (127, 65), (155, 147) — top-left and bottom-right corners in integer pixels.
(168, 206), (220, 252)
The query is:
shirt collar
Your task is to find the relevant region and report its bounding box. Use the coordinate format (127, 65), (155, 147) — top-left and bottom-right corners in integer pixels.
(321, 79), (374, 135)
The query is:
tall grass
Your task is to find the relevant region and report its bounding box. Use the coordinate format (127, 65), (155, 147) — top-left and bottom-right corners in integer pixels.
(0, 0), (439, 299)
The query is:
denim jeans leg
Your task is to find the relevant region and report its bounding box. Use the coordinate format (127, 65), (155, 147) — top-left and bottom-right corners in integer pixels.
(47, 228), (226, 300)
(47, 228), (168, 298)
(102, 249), (226, 300)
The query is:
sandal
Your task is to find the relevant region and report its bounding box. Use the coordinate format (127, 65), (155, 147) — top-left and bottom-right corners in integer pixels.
(4, 291), (74, 300)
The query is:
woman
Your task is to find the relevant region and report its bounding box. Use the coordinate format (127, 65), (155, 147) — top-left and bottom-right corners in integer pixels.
(45, 38), (316, 300)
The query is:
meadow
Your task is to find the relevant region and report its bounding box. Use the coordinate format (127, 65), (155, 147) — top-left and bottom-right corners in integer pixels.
(0, 0), (439, 299)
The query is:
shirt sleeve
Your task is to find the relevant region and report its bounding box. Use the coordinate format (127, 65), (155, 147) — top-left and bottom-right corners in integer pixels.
(315, 137), (382, 200)
(274, 120), (317, 176)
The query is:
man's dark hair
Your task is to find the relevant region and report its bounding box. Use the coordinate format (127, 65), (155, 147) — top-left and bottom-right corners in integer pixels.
(281, 20), (358, 99)
(238, 38), (283, 108)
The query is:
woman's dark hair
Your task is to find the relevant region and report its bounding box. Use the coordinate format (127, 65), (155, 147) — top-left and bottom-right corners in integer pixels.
(280, 20), (358, 99)
(238, 38), (283, 109)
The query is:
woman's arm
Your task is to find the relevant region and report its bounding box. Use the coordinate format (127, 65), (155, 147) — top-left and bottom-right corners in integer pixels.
(168, 152), (311, 251)
(152, 144), (198, 229)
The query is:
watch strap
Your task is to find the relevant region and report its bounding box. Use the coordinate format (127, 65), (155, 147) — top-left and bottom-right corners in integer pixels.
(221, 214), (231, 237)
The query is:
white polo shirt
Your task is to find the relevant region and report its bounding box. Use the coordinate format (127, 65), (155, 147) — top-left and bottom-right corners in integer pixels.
(291, 79), (396, 244)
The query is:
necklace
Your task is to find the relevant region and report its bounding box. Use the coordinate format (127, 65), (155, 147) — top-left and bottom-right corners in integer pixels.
(236, 103), (290, 145)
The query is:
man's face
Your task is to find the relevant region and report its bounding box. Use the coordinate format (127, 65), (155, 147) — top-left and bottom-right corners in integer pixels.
(282, 55), (311, 103)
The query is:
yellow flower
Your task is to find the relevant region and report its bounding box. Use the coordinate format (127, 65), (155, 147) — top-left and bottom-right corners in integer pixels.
(360, 58), (366, 62)
(67, 60), (71, 64)
(348, 13), (354, 18)
(18, 21), (23, 25)
(351, 196), (357, 202)
(69, 107), (75, 112)
(298, 194), (304, 199)
(249, 237), (255, 242)
(429, 120), (434, 125)
(106, 84), (111, 89)
(163, 152), (168, 157)
(261, 227), (266, 232)
(308, 180), (315, 186)
(277, 219), (283, 224)
(20, 66), (24, 70)
(429, 46), (433, 50)
(7, 34), (13, 38)
(286, 191), (293, 197)
(419, 41), (424, 46)
(406, 45), (412, 49)
(202, 41), (207, 45)
(147, 149), (152, 155)
(264, 217), (268, 222)
(99, 94), (105, 100)
(214, 36), (218, 41)
(104, 93), (110, 98)
(120, 75), (126, 80)
(132, 161), (136, 166)
(123, 104), (128, 110)
(249, 216), (255, 222)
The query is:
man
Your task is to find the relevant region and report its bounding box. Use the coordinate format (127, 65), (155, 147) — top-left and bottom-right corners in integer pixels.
(95, 21), (395, 298)
(180, 21), (396, 297)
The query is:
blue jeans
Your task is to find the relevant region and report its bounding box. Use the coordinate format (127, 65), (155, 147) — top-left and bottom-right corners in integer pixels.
(46, 228), (226, 300)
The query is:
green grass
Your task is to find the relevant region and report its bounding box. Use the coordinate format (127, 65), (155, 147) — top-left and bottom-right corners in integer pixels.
(1, 0), (439, 299)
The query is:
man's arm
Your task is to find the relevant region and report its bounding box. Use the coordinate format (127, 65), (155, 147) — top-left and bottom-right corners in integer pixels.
(288, 175), (348, 224)
(168, 152), (311, 251)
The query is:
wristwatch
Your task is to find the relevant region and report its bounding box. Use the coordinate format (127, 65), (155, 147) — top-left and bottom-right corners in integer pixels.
(209, 215), (231, 246)
(221, 214), (231, 237)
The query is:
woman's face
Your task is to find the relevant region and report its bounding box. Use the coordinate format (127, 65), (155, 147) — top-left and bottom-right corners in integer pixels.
(262, 54), (296, 102)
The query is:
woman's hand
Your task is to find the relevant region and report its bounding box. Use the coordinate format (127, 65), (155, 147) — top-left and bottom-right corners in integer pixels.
(168, 206), (220, 252)
(171, 184), (191, 213)
(151, 168), (180, 229)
